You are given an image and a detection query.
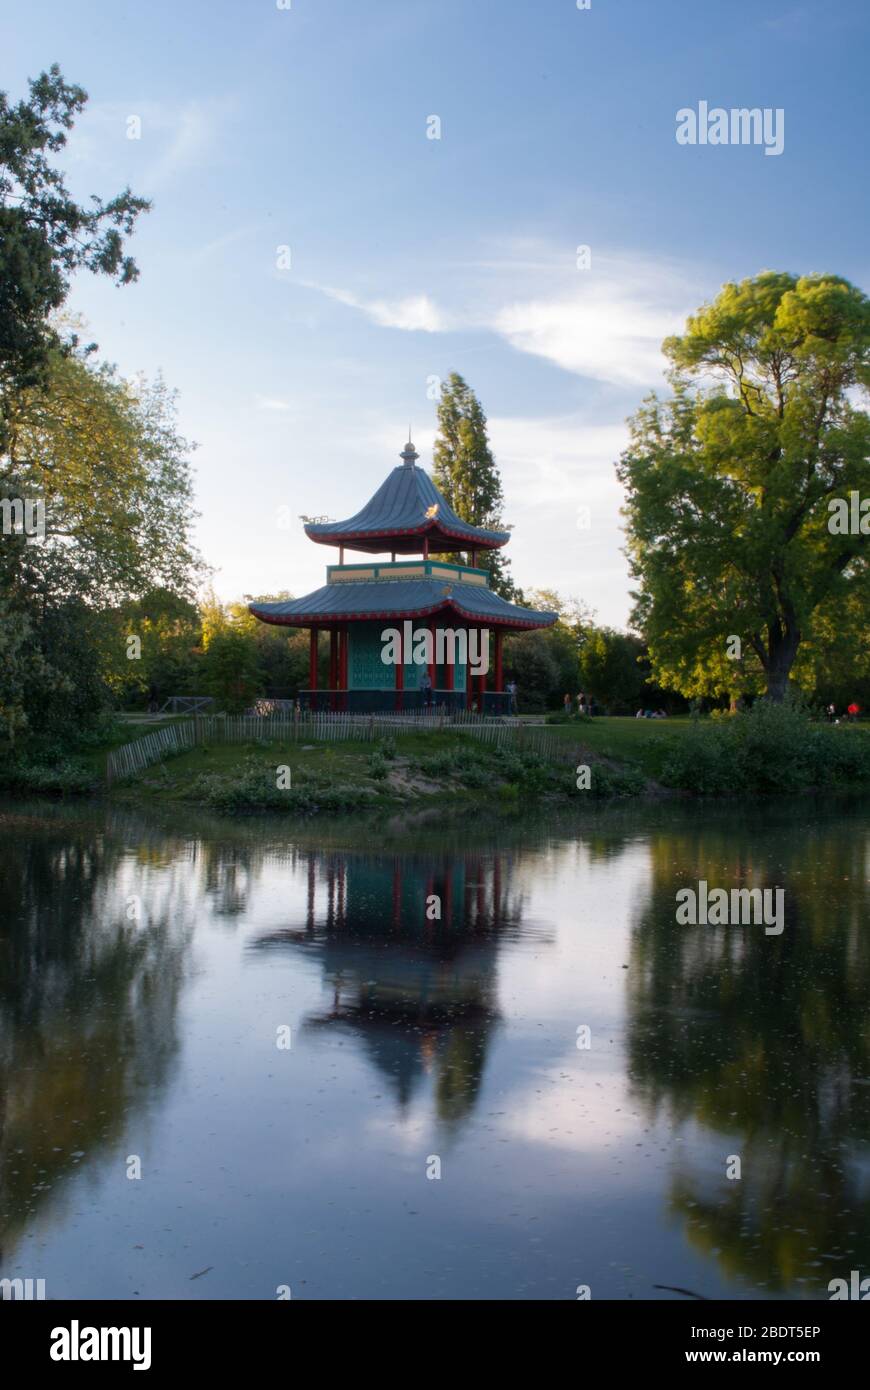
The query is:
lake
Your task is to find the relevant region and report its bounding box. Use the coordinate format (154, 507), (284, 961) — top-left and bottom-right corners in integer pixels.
(2, 795), (869, 1301)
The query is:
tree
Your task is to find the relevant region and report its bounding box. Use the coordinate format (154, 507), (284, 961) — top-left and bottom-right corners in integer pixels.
(238, 594), (312, 696)
(432, 373), (517, 598)
(3, 347), (200, 604)
(0, 64), (148, 416)
(503, 630), (561, 713)
(199, 597), (261, 713)
(618, 273), (870, 702)
(0, 347), (201, 746)
(578, 629), (648, 713)
(105, 588), (203, 707)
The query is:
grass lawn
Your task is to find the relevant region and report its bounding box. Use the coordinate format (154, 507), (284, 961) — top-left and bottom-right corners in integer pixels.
(59, 710), (870, 807)
(543, 716), (693, 778)
(104, 719), (660, 810)
(96, 715), (714, 796)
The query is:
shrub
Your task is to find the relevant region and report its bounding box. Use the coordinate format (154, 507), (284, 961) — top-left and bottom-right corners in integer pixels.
(0, 757), (97, 796)
(190, 759), (378, 815)
(368, 750), (389, 781)
(661, 700), (870, 795)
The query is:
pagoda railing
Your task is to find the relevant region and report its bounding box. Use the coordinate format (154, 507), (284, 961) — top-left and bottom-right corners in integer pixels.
(298, 689), (512, 716)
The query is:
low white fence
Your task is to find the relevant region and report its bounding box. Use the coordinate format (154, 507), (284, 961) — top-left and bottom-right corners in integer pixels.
(106, 721), (196, 783)
(106, 711), (575, 783)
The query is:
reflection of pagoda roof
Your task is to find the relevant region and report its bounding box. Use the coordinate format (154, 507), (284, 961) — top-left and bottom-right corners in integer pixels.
(250, 576), (556, 628)
(304, 458), (510, 554)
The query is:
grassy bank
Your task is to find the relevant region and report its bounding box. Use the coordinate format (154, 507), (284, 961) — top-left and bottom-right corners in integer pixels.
(4, 707), (869, 813)
(106, 727), (645, 815)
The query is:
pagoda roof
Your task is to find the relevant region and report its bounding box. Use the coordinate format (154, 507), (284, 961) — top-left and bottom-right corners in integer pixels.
(249, 576), (556, 630)
(304, 442), (510, 554)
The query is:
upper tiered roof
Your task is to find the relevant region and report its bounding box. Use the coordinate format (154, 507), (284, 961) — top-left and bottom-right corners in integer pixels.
(304, 441), (510, 555)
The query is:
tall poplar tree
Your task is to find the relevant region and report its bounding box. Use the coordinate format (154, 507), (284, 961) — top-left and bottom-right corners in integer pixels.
(431, 373), (517, 599)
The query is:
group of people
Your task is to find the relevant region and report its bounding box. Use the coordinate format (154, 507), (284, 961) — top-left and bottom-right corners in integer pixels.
(636, 708), (669, 719)
(417, 669), (520, 715)
(563, 691), (595, 718)
(827, 701), (861, 723)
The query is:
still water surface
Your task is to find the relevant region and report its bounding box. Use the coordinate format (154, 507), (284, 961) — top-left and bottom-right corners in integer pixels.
(2, 797), (869, 1300)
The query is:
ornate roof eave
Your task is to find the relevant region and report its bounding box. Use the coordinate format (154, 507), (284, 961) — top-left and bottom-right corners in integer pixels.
(304, 519), (510, 553)
(249, 596), (556, 631)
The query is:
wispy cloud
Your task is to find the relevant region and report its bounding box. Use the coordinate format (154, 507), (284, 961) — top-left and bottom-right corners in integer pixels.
(306, 244), (699, 389)
(71, 98), (227, 191)
(487, 248), (696, 387)
(142, 102), (218, 189)
(316, 285), (448, 332)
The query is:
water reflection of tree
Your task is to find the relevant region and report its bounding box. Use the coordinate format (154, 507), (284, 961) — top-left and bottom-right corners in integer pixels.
(626, 816), (870, 1294)
(0, 809), (193, 1272)
(250, 849), (540, 1132)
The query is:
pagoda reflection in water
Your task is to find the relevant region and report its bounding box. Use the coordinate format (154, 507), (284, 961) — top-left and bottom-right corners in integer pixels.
(250, 848), (547, 1130)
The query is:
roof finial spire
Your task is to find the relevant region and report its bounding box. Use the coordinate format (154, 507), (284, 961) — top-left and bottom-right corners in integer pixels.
(400, 433), (419, 468)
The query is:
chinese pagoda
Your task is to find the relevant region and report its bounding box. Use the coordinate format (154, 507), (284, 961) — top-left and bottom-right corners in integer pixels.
(249, 439), (556, 713)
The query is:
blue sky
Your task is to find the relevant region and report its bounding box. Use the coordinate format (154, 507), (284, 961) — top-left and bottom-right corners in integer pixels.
(2, 0), (868, 625)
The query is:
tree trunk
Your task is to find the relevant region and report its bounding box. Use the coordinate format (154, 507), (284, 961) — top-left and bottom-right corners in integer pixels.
(765, 619), (801, 702)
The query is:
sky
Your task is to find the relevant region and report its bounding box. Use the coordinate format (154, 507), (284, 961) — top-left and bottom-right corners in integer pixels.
(2, 0), (868, 627)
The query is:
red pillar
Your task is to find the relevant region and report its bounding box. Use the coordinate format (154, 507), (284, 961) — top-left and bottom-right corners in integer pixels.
(395, 622), (404, 712)
(495, 628), (503, 692)
(428, 618), (436, 695)
(309, 626), (319, 710)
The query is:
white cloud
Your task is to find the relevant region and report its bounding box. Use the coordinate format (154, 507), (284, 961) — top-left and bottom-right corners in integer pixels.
(255, 395), (293, 412)
(307, 245), (699, 389)
(317, 285), (448, 333)
(489, 251), (695, 387)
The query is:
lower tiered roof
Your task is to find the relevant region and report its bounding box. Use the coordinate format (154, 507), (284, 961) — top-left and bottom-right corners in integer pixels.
(250, 574), (556, 630)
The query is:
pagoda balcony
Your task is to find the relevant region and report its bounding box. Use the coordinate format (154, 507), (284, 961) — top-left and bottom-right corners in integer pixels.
(325, 558), (490, 586)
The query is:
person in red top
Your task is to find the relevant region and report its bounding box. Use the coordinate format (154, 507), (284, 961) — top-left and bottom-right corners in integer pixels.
(847, 702), (860, 722)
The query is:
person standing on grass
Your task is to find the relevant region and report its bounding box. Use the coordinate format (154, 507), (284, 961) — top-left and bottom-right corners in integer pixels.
(507, 679), (518, 715)
(847, 701), (860, 722)
(563, 693), (572, 716)
(419, 667), (433, 710)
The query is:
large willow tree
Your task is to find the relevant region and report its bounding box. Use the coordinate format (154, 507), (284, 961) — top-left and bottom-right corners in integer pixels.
(618, 273), (870, 702)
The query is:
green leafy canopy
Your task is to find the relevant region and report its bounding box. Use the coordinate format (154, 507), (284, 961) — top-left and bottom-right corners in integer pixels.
(618, 272), (870, 702)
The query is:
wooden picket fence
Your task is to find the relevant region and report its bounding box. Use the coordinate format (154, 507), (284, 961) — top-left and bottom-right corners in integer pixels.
(106, 710), (577, 783)
(106, 720), (196, 783)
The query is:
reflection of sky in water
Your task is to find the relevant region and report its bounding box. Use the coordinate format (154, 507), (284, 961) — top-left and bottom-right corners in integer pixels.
(2, 800), (870, 1301)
